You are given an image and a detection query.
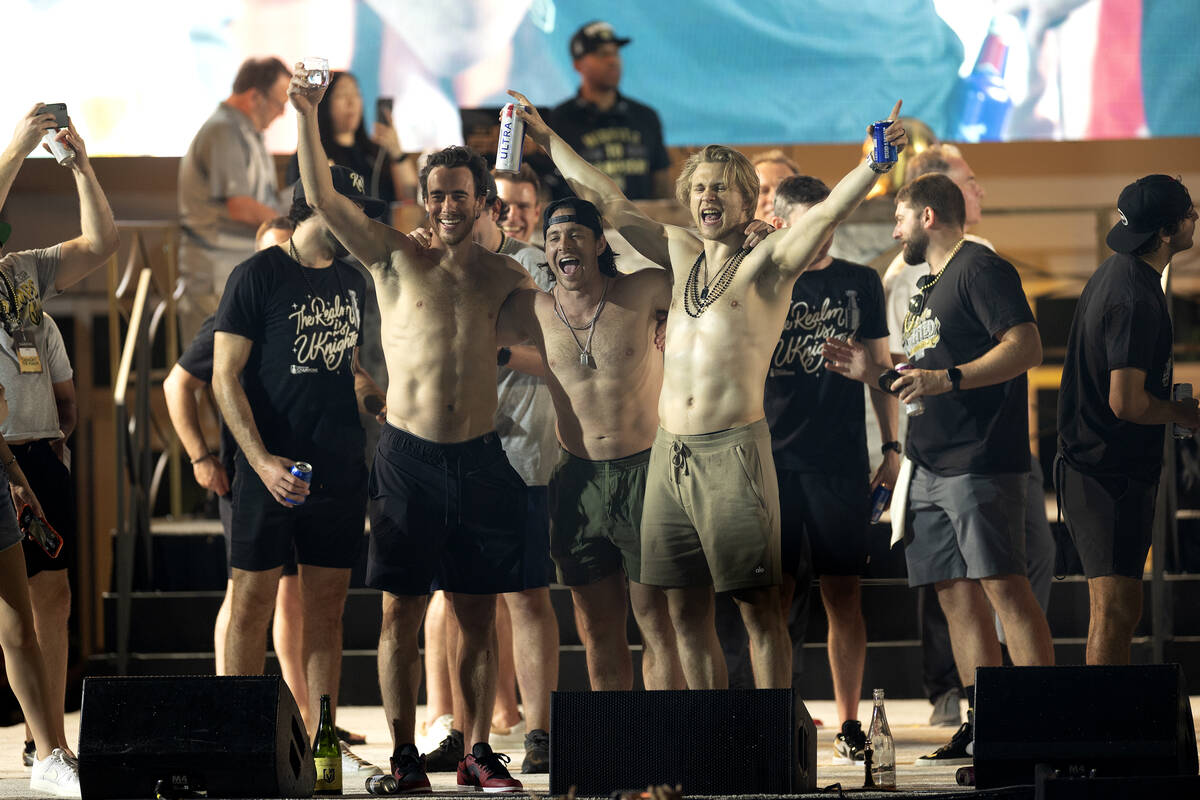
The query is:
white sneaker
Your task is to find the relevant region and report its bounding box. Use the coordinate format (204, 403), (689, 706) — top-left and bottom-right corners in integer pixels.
(341, 741), (383, 778)
(30, 748), (80, 798)
(417, 713), (454, 754)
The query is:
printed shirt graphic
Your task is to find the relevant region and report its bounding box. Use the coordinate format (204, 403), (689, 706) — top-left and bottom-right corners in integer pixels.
(0, 246), (66, 440)
(901, 242), (1035, 476)
(549, 92), (670, 200)
(214, 247), (366, 484)
(1057, 252), (1173, 481)
(764, 259), (886, 476)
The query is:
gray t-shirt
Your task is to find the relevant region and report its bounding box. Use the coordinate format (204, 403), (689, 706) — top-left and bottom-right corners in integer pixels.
(496, 237), (558, 486)
(0, 247), (68, 440)
(178, 103), (279, 294)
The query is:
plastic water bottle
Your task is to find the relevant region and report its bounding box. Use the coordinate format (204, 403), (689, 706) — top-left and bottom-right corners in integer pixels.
(868, 688), (896, 788)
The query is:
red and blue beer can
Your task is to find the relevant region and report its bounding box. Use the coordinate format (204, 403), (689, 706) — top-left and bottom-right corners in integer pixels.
(286, 461), (312, 506)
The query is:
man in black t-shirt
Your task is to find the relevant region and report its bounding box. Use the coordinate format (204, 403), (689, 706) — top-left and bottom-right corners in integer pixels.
(766, 176), (898, 764)
(548, 21), (671, 200)
(889, 174), (1053, 766)
(212, 167), (387, 754)
(1057, 175), (1198, 665)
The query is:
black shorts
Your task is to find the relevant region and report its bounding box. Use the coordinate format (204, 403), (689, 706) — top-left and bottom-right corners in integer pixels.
(1055, 456), (1158, 579)
(220, 494), (297, 578)
(11, 440), (74, 577)
(229, 453), (366, 571)
(366, 424), (528, 596)
(778, 469), (869, 577)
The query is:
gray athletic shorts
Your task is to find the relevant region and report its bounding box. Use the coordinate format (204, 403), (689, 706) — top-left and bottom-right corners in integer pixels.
(904, 466), (1026, 587)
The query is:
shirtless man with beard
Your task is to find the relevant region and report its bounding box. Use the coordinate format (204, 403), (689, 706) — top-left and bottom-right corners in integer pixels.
(292, 67), (535, 793)
(509, 90), (906, 688)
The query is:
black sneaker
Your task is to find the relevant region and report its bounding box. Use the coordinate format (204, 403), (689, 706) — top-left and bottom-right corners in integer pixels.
(832, 720), (866, 765)
(336, 725), (367, 745)
(521, 729), (549, 773)
(914, 721), (973, 766)
(391, 743), (432, 793)
(423, 728), (464, 772)
(21, 740), (34, 768)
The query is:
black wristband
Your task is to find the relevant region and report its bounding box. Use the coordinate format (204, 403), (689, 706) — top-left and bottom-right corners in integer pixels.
(947, 366), (963, 392)
(881, 441), (901, 456)
(497, 347), (512, 367)
(190, 452), (217, 465)
(393, 152), (408, 164)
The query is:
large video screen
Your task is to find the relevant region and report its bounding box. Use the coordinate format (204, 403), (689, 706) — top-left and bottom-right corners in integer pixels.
(7, 0), (1197, 156)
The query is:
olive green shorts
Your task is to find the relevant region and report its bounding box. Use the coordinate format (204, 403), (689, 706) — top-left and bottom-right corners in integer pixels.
(640, 419), (781, 592)
(549, 447), (650, 586)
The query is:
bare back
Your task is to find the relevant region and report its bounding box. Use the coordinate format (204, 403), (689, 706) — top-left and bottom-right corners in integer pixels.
(658, 229), (796, 435)
(369, 245), (532, 443)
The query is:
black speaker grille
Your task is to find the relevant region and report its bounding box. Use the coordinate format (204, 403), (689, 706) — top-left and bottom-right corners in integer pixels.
(550, 689), (797, 796)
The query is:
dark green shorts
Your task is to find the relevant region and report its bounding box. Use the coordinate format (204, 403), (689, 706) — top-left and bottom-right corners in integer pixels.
(548, 448), (650, 586)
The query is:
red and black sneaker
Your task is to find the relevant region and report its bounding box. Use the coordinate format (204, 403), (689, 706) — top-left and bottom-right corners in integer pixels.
(391, 744), (432, 793)
(457, 742), (523, 793)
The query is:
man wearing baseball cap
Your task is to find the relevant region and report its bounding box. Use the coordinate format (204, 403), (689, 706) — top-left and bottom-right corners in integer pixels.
(1057, 174), (1198, 665)
(548, 21), (672, 200)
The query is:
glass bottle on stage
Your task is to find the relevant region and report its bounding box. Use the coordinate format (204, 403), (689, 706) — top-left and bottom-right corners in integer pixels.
(313, 694), (342, 795)
(868, 688), (896, 788)
(954, 14), (1021, 142)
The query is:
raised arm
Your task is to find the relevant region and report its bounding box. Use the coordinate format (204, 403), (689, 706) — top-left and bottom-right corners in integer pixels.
(767, 102), (906, 281)
(289, 64), (409, 271)
(212, 331), (309, 506)
(52, 120), (120, 291)
(0, 105), (56, 212)
(508, 90), (672, 267)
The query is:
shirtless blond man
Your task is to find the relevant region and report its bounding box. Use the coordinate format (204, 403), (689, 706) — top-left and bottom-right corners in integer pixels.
(292, 69), (533, 793)
(510, 90), (906, 689)
(498, 198), (686, 692)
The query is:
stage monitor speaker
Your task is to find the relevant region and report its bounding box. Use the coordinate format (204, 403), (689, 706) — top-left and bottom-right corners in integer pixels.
(78, 675), (315, 799)
(974, 664), (1198, 790)
(549, 688), (816, 796)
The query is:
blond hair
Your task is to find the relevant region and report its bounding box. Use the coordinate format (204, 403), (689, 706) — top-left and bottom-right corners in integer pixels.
(751, 148), (801, 175)
(675, 145), (759, 218)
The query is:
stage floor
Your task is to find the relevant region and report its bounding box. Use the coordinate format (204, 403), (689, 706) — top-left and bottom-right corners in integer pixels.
(5, 698), (1198, 797)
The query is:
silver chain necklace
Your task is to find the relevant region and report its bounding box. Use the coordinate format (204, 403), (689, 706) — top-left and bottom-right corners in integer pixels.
(553, 279), (610, 368)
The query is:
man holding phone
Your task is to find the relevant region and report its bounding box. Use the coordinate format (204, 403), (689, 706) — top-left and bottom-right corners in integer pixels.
(0, 102), (119, 795)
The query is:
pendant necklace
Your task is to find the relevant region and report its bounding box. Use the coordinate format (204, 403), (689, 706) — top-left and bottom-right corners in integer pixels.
(684, 247), (750, 317)
(553, 279), (610, 368)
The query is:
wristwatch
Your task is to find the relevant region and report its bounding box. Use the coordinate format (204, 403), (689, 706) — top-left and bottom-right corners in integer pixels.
(881, 441), (901, 456)
(947, 366), (963, 392)
(497, 347), (512, 367)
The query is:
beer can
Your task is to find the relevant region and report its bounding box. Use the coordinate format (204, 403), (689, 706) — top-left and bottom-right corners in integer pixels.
(285, 462), (313, 506)
(1174, 383), (1194, 439)
(895, 363), (925, 416)
(871, 120), (898, 166)
(366, 774), (399, 795)
(869, 484), (892, 523)
(41, 131), (74, 167)
(495, 103), (525, 174)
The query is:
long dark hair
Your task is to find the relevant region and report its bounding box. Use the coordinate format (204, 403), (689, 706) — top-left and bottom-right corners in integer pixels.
(316, 72), (379, 160)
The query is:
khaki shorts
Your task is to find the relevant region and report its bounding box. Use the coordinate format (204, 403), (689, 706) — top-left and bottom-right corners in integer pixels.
(549, 448), (649, 586)
(640, 419), (781, 592)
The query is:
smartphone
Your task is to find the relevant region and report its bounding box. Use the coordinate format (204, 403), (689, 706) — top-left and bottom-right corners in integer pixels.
(19, 505), (62, 558)
(376, 97), (393, 126)
(36, 103), (69, 129)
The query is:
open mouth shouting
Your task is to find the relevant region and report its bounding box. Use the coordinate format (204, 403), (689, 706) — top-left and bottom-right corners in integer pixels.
(557, 255), (582, 277)
(699, 206), (723, 229)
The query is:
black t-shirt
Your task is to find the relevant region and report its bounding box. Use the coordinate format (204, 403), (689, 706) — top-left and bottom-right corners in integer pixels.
(765, 258), (888, 476)
(286, 141), (396, 207)
(548, 92), (670, 200)
(901, 241), (1035, 476)
(1057, 253), (1172, 481)
(214, 246), (366, 485)
(177, 313), (238, 480)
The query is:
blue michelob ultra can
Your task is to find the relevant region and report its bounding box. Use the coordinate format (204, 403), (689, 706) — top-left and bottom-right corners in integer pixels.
(869, 484), (892, 524)
(871, 121), (898, 166)
(286, 461), (313, 506)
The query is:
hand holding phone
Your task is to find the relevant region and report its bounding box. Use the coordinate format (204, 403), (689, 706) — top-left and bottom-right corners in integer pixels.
(19, 505), (62, 558)
(36, 103), (69, 129)
(35, 103), (74, 166)
(376, 97), (393, 127)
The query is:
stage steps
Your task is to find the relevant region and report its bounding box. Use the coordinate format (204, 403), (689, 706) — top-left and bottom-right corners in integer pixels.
(89, 518), (1200, 705)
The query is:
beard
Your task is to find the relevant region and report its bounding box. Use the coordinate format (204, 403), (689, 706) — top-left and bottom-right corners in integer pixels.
(325, 229), (349, 259)
(902, 229), (930, 265)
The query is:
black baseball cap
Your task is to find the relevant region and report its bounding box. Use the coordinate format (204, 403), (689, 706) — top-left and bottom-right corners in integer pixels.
(293, 165), (388, 220)
(570, 21), (631, 59)
(1106, 174), (1193, 254)
(542, 197), (604, 240)
(0, 221), (10, 247)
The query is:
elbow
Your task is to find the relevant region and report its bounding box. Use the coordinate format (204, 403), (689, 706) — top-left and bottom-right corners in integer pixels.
(1025, 339), (1043, 371)
(1109, 394), (1144, 422)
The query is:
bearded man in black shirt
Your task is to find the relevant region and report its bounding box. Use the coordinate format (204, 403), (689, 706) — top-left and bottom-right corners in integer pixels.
(1057, 175), (1198, 665)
